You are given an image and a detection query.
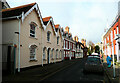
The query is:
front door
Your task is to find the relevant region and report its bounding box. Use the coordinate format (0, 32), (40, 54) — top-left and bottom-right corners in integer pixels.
(3, 46), (15, 75)
(47, 49), (50, 64)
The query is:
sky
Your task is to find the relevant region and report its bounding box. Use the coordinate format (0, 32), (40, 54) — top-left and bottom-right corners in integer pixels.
(7, 0), (119, 44)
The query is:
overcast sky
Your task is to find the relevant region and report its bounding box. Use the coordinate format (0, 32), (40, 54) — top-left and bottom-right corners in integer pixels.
(7, 0), (119, 44)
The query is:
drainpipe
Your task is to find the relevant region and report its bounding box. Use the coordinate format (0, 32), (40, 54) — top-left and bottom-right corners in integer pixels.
(17, 16), (21, 72)
(112, 42), (116, 78)
(41, 28), (43, 66)
(3, 15), (21, 72)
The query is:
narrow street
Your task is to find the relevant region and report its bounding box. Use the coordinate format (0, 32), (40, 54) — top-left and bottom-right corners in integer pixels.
(2, 58), (110, 83)
(39, 59), (108, 83)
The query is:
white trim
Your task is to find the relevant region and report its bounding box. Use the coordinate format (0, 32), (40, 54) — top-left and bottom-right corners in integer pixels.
(30, 45), (37, 60)
(21, 3), (45, 29)
(64, 38), (75, 44)
(44, 18), (57, 36)
(29, 43), (38, 48)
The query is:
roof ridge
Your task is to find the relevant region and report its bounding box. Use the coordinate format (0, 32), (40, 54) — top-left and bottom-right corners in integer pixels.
(43, 16), (52, 19)
(55, 24), (60, 29)
(2, 2), (36, 12)
(42, 16), (52, 22)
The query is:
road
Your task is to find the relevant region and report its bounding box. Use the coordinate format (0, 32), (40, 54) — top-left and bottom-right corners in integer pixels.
(2, 58), (110, 83)
(40, 58), (109, 83)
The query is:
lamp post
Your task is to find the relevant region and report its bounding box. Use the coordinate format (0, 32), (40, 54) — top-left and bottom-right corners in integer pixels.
(112, 42), (116, 78)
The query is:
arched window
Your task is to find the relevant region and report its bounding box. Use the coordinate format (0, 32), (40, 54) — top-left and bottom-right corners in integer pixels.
(30, 45), (37, 60)
(51, 49), (53, 59)
(30, 22), (37, 37)
(47, 31), (51, 41)
(57, 36), (59, 44)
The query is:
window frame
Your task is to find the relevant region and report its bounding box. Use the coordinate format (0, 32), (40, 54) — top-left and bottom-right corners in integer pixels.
(57, 36), (59, 44)
(43, 48), (46, 60)
(30, 45), (37, 60)
(47, 31), (51, 42)
(30, 23), (37, 38)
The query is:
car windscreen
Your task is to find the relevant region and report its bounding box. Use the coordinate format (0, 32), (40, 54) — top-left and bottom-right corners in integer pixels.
(87, 58), (101, 63)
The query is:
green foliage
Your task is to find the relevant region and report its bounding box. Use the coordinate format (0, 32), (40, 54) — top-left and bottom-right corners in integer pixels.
(95, 45), (100, 54)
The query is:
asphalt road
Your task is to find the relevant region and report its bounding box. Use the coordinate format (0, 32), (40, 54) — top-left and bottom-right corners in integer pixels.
(2, 58), (110, 83)
(40, 59), (108, 83)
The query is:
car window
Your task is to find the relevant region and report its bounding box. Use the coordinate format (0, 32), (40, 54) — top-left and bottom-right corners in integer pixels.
(87, 58), (101, 63)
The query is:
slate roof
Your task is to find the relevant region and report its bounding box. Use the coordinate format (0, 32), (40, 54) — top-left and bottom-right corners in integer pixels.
(2, 3), (36, 18)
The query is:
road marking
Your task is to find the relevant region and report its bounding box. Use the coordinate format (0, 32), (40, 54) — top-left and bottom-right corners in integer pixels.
(38, 61), (76, 82)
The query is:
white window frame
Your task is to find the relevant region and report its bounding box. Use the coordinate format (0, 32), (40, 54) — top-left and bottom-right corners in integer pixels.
(114, 29), (116, 38)
(30, 45), (37, 60)
(64, 40), (65, 48)
(64, 51), (65, 57)
(30, 23), (36, 38)
(51, 50), (53, 59)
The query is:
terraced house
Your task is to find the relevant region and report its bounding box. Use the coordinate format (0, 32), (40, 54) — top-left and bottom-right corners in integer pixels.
(42, 16), (64, 65)
(63, 26), (76, 60)
(103, 14), (120, 62)
(74, 36), (83, 58)
(2, 2), (63, 74)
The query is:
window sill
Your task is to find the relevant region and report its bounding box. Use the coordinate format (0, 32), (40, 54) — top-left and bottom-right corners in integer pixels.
(29, 36), (38, 40)
(57, 44), (59, 46)
(47, 41), (51, 44)
(29, 59), (38, 62)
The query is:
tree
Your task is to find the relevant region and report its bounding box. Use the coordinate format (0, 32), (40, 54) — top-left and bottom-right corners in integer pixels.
(87, 41), (95, 55)
(95, 45), (100, 54)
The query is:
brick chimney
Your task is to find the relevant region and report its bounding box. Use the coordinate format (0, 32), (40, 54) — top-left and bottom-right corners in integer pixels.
(74, 36), (78, 42)
(65, 26), (69, 34)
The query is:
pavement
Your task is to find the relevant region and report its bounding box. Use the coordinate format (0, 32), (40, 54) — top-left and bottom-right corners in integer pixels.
(103, 62), (120, 83)
(2, 59), (80, 83)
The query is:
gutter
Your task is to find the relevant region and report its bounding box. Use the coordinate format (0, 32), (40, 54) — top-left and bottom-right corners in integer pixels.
(2, 16), (21, 20)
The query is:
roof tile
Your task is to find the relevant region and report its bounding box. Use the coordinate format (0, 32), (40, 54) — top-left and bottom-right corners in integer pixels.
(2, 2), (36, 18)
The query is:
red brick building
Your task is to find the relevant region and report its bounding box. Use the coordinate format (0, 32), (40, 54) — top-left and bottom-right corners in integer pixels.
(63, 26), (76, 60)
(103, 15), (120, 62)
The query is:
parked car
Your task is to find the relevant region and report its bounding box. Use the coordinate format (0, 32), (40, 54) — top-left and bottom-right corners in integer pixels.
(90, 52), (100, 57)
(83, 56), (104, 75)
